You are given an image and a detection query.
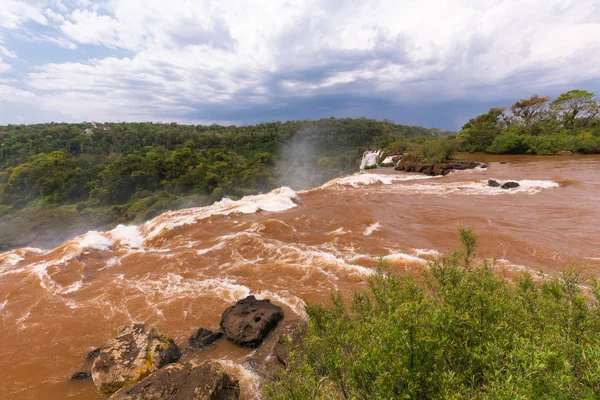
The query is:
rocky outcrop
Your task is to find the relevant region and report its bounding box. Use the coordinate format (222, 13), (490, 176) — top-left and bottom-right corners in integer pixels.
(109, 361), (239, 400)
(556, 150), (574, 156)
(92, 324), (180, 395)
(220, 296), (284, 348)
(189, 328), (223, 349)
(488, 180), (501, 187)
(501, 181), (520, 189)
(395, 161), (485, 176)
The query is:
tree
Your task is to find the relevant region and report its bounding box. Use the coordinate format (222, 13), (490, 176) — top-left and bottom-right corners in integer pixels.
(550, 90), (600, 129)
(510, 94), (551, 130)
(458, 108), (504, 152)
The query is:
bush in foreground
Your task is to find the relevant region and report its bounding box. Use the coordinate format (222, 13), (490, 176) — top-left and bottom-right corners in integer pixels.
(267, 230), (600, 399)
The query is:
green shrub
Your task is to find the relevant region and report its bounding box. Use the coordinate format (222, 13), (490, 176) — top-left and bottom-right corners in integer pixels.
(405, 137), (459, 163)
(267, 230), (600, 399)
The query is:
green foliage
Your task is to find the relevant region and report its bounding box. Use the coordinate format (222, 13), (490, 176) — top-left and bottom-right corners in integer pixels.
(268, 230), (600, 399)
(405, 137), (459, 163)
(459, 90), (600, 154)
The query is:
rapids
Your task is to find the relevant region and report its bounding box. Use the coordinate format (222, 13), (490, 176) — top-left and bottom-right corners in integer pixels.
(1, 155), (600, 399)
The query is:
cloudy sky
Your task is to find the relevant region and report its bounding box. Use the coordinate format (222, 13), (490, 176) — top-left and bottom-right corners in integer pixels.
(0, 0), (599, 129)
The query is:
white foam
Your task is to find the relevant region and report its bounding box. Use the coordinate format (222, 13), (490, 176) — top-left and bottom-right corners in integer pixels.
(109, 225), (144, 248)
(0, 253), (23, 269)
(217, 360), (261, 400)
(381, 155), (396, 164)
(327, 227), (347, 236)
(360, 150), (382, 169)
(363, 222), (381, 236)
(384, 252), (428, 264)
(324, 172), (439, 188)
(394, 179), (559, 196)
(79, 231), (113, 251)
(141, 187), (298, 242)
(255, 291), (308, 319)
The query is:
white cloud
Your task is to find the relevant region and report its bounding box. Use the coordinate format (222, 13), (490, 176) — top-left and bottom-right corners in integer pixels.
(0, 0), (48, 29)
(0, 0), (599, 125)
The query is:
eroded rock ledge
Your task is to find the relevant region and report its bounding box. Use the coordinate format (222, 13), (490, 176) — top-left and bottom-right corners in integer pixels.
(395, 160), (487, 176)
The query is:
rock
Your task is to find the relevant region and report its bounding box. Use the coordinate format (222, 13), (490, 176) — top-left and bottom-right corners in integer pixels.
(501, 181), (520, 189)
(109, 361), (240, 400)
(488, 180), (501, 187)
(92, 324), (180, 396)
(220, 296), (284, 348)
(189, 328), (223, 349)
(71, 371), (92, 380)
(246, 320), (307, 379)
(480, 164), (489, 169)
(273, 320), (307, 369)
(556, 150), (573, 156)
(395, 160), (481, 176)
(500, 161), (507, 164)
(86, 347), (102, 362)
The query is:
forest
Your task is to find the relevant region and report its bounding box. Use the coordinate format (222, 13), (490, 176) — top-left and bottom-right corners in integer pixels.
(0, 118), (450, 250)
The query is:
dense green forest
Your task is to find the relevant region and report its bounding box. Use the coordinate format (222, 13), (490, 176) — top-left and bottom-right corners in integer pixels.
(458, 90), (600, 154)
(0, 118), (450, 250)
(268, 230), (600, 399)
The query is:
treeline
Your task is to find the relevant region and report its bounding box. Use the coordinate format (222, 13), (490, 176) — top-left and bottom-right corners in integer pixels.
(459, 90), (600, 154)
(0, 118), (450, 249)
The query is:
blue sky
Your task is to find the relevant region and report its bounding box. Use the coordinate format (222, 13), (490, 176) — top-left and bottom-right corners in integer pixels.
(1, 0), (599, 130)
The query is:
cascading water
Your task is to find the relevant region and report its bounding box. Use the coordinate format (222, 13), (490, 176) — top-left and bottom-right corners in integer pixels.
(359, 150), (382, 169)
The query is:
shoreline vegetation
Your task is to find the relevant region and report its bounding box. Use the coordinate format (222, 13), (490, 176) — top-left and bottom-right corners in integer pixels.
(267, 229), (600, 399)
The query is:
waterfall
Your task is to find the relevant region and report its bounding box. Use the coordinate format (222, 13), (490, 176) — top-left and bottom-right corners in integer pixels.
(359, 150), (382, 170)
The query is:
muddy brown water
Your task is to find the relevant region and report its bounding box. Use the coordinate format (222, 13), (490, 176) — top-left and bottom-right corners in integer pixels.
(1, 155), (600, 399)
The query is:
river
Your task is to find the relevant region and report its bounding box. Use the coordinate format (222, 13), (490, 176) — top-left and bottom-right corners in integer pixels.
(1, 155), (599, 399)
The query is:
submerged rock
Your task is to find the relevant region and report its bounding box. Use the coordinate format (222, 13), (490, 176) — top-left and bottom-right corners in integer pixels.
(109, 361), (239, 400)
(189, 328), (223, 349)
(71, 371), (92, 380)
(220, 296), (284, 348)
(488, 180), (501, 187)
(501, 181), (520, 189)
(91, 324), (180, 396)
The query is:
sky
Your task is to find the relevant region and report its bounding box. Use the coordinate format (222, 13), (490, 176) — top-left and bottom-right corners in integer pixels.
(0, 0), (599, 130)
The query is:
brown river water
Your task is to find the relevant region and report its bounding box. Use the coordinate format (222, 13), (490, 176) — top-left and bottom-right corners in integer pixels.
(1, 155), (600, 399)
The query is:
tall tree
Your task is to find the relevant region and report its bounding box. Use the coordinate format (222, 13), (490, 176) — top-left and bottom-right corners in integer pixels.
(550, 90), (600, 129)
(510, 94), (551, 130)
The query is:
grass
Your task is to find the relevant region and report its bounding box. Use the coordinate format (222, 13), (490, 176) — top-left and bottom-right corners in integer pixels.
(267, 229), (600, 399)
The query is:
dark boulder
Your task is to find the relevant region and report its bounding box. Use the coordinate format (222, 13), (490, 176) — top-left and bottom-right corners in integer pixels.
(109, 361), (239, 400)
(488, 180), (501, 187)
(500, 161), (507, 164)
(220, 296), (284, 348)
(71, 371), (92, 380)
(189, 328), (223, 349)
(501, 181), (520, 189)
(92, 324), (180, 395)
